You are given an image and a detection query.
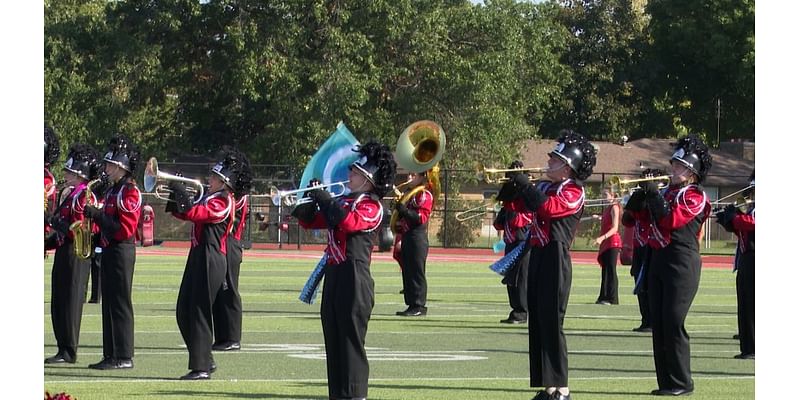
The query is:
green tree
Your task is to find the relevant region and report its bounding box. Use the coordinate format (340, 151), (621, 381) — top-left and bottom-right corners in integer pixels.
(647, 0), (755, 143)
(541, 0), (659, 142)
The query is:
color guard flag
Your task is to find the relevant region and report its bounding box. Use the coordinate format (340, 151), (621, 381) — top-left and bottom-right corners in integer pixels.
(299, 121), (361, 192)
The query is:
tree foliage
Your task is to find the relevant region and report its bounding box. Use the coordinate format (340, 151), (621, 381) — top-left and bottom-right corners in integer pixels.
(44, 0), (754, 175)
(647, 0), (755, 142)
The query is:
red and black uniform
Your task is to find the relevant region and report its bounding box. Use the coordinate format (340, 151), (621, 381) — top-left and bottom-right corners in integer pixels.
(519, 179), (585, 388)
(621, 209), (652, 329)
(717, 204), (755, 356)
(45, 182), (95, 361)
(393, 187), (433, 310)
(294, 192), (383, 399)
(493, 196), (534, 322)
(596, 203), (622, 304)
(172, 190), (234, 373)
(45, 168), (57, 240)
(213, 194), (248, 348)
(94, 178), (142, 363)
(627, 183), (710, 393)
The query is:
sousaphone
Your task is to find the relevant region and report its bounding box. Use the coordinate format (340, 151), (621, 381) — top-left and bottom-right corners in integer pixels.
(390, 120), (446, 233)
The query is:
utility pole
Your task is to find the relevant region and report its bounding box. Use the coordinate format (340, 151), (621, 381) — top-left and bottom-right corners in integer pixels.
(716, 98), (721, 148)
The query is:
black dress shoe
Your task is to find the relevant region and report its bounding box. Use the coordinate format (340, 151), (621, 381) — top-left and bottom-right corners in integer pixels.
(500, 317), (526, 324)
(633, 325), (653, 333)
(734, 353), (754, 360)
(212, 341), (241, 351)
(89, 358), (133, 370)
(651, 388), (693, 396)
(531, 390), (551, 400)
(396, 306), (427, 317)
(180, 370), (210, 380)
(88, 357), (114, 370)
(733, 334), (740, 340)
(552, 390), (572, 400)
(45, 352), (75, 364)
(595, 300), (611, 305)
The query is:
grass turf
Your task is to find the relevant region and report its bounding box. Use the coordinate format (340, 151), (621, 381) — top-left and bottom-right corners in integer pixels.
(44, 251), (753, 399)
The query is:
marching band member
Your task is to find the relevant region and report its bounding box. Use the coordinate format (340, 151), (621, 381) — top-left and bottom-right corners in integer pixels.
(394, 168), (437, 317)
(45, 125), (60, 236)
(44, 144), (101, 364)
(493, 160), (534, 324)
(715, 170), (755, 360)
(291, 141), (396, 400)
(212, 151), (253, 352)
(84, 135), (142, 370)
(621, 168), (665, 333)
(512, 131), (596, 400)
(167, 149), (249, 380)
(593, 185), (622, 305)
(625, 134), (711, 396)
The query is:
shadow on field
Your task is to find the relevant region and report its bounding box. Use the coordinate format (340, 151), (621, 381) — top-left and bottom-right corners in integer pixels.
(152, 389), (326, 399)
(575, 388), (652, 396)
(368, 382), (531, 394)
(45, 370), (172, 380)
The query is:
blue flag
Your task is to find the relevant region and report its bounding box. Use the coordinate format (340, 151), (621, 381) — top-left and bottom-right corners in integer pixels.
(299, 121), (361, 191)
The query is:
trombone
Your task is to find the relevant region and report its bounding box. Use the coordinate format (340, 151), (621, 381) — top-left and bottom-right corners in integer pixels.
(143, 157), (206, 203)
(711, 184), (755, 206)
(711, 184), (755, 214)
(475, 163), (548, 184)
(268, 181), (349, 207)
(455, 201), (502, 222)
(608, 175), (671, 193)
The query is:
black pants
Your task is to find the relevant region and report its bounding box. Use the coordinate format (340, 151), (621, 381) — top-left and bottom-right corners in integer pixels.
(177, 248), (227, 371)
(503, 241), (530, 320)
(736, 252), (755, 355)
(321, 260), (374, 399)
(528, 241), (572, 388)
(631, 246), (651, 328)
(400, 229), (428, 308)
(213, 238), (243, 345)
(100, 241), (136, 360)
(597, 248), (620, 304)
(50, 244), (90, 360)
(649, 248), (700, 392)
(89, 250), (101, 302)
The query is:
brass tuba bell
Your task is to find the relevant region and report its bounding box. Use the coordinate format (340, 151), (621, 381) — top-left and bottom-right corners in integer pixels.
(395, 120), (446, 174)
(390, 121), (446, 233)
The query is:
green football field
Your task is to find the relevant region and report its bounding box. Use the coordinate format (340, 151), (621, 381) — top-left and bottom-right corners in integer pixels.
(44, 251), (754, 399)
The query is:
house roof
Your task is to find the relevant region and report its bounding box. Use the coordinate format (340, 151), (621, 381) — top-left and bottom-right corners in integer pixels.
(519, 138), (754, 187)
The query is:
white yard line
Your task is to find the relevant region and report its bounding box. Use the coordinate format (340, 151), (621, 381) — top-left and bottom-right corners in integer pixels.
(45, 375), (754, 384)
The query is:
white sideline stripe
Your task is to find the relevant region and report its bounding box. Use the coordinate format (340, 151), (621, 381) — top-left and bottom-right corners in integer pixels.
(113, 301), (737, 307)
(49, 314), (737, 320)
(45, 376), (754, 384)
(51, 349), (741, 356)
(72, 329), (729, 335)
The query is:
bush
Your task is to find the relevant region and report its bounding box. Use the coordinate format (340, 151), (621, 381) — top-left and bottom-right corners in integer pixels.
(436, 198), (482, 248)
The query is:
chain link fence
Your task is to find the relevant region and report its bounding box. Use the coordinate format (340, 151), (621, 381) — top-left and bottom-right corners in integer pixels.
(144, 165), (748, 255)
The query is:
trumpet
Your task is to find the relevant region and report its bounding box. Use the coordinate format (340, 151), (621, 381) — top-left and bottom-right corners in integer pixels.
(143, 157), (206, 204)
(69, 179), (100, 260)
(455, 201), (502, 222)
(475, 163), (547, 184)
(269, 181), (349, 207)
(608, 175), (671, 193)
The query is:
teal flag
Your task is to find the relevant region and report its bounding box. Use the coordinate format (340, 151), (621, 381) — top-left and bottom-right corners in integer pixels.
(299, 121), (361, 192)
